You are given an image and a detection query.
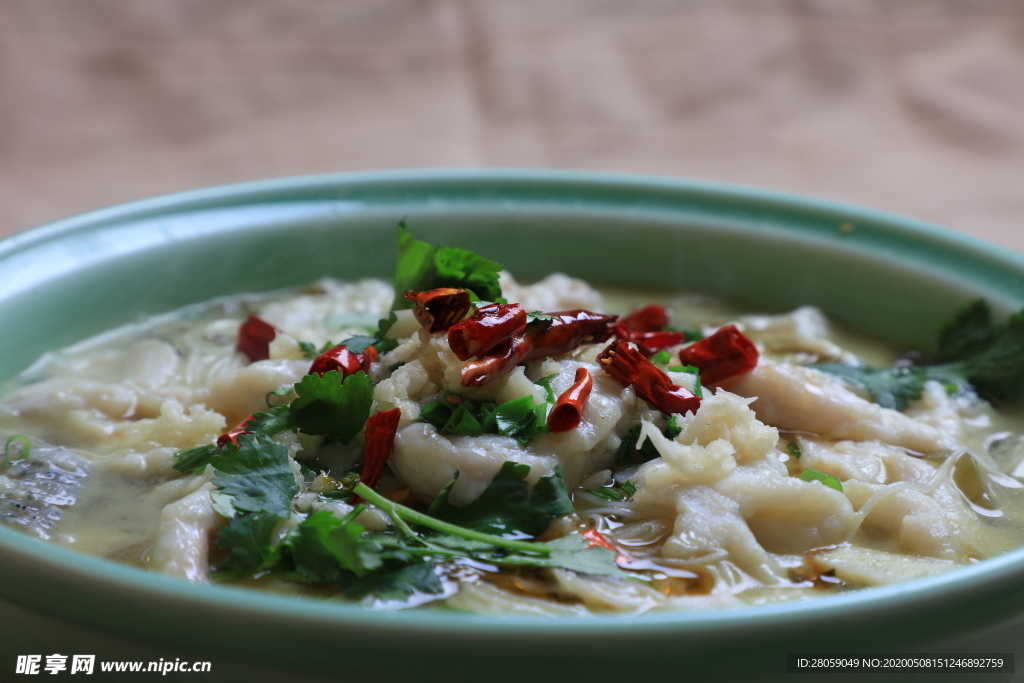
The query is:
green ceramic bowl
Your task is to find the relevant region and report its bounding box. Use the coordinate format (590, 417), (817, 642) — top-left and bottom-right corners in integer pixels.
(1, 170), (1023, 683)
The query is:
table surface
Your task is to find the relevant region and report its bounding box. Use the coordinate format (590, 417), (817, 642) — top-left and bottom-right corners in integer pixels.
(1, 0), (1022, 253)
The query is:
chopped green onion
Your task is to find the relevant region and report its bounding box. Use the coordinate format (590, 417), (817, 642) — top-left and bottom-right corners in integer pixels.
(534, 373), (559, 403)
(664, 414), (682, 439)
(787, 440), (802, 459)
(799, 467), (842, 492)
(585, 487), (627, 502)
(669, 364), (703, 397)
(3, 435), (30, 464)
(622, 480), (638, 497)
(650, 350), (672, 365)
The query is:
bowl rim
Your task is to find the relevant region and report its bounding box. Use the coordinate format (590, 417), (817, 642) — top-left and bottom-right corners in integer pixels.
(2, 168), (1024, 655)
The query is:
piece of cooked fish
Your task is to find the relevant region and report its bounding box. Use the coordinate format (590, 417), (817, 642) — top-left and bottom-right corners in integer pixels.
(0, 444), (88, 540)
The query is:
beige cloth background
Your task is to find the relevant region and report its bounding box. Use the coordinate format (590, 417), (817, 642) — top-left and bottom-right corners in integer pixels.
(1, 0), (1023, 252)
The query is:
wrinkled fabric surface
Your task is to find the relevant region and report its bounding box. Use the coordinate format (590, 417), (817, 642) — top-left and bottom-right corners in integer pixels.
(0, 0), (1022, 252)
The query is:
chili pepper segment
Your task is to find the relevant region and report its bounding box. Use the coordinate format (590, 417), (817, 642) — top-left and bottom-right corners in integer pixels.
(309, 344), (379, 378)
(460, 334), (532, 387)
(237, 314), (277, 363)
(597, 339), (701, 415)
(448, 303), (528, 361)
(216, 414), (255, 448)
(527, 310), (618, 360)
(620, 304), (670, 332)
(614, 304), (685, 356)
(548, 368), (594, 433)
(404, 288), (472, 333)
(582, 527), (631, 565)
(458, 309), (618, 387)
(352, 407), (403, 505)
(677, 324), (759, 385)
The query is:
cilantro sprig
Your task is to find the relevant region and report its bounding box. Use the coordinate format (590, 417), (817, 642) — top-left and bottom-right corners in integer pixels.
(812, 363), (926, 412)
(374, 221), (505, 341)
(212, 463), (625, 598)
(813, 299), (1024, 410)
(391, 222), (504, 312)
(427, 462), (574, 538)
(931, 300), (1024, 405)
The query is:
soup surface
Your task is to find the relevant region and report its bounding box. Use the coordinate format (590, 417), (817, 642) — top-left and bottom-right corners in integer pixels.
(2, 237), (1024, 615)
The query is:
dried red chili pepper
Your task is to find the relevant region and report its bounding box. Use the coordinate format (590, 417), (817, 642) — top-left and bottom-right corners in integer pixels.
(309, 344), (378, 378)
(404, 288), (472, 333)
(547, 368), (594, 433)
(677, 324), (759, 385)
(448, 303), (527, 360)
(351, 407), (402, 505)
(460, 334), (532, 387)
(526, 310), (618, 360)
(458, 309), (618, 387)
(614, 325), (685, 357)
(620, 304), (670, 332)
(597, 339), (701, 415)
(216, 414), (255, 448)
(581, 527), (631, 565)
(613, 304), (685, 356)
(237, 314), (276, 362)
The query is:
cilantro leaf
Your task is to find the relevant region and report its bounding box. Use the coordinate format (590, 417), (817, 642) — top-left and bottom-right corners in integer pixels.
(494, 534), (623, 577)
(937, 299), (996, 363)
(278, 510), (380, 581)
(392, 222), (504, 310)
(210, 433), (298, 517)
(213, 511), (281, 578)
(338, 334), (399, 355)
(813, 363), (926, 411)
(172, 444), (217, 474)
(245, 404), (294, 437)
(290, 370), (375, 442)
(427, 462), (574, 538)
(933, 303), (1024, 405)
(815, 301), (1024, 410)
(298, 340), (330, 360)
(335, 562), (444, 601)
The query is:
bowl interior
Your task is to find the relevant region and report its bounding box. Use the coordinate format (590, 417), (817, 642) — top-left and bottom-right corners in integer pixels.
(2, 170), (1024, 681)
